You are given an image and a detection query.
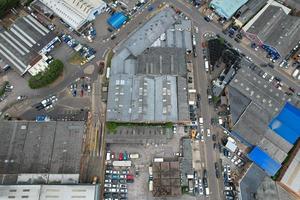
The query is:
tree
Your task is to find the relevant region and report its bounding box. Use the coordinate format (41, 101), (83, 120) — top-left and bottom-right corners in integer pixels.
(0, 0), (20, 18)
(28, 59), (64, 89)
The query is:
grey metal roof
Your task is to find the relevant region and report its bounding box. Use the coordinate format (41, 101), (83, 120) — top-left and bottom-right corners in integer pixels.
(0, 15), (55, 74)
(107, 9), (190, 123)
(237, 0), (268, 24)
(136, 47), (187, 76)
(239, 163), (267, 200)
(246, 5), (300, 57)
(0, 121), (84, 179)
(123, 7), (176, 56)
(107, 74), (181, 122)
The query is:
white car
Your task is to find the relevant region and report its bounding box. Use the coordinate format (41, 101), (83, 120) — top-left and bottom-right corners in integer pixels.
(269, 75), (274, 82)
(262, 72), (268, 78)
(207, 128), (211, 137)
(105, 170), (112, 174)
(105, 179), (111, 183)
(120, 188), (128, 193)
(104, 184), (111, 188)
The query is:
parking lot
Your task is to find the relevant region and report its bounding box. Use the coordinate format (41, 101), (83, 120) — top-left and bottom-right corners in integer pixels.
(104, 125), (203, 200)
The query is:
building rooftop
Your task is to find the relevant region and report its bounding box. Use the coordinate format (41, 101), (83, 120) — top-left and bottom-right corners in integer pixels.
(239, 163), (297, 200)
(229, 60), (300, 164)
(107, 8), (190, 123)
(236, 0), (268, 25)
(152, 161), (181, 197)
(0, 121), (85, 184)
(0, 185), (99, 200)
(181, 138), (193, 187)
(39, 0), (106, 30)
(210, 0), (249, 19)
(0, 15), (55, 74)
(244, 3), (300, 57)
(280, 148), (300, 197)
(122, 7), (177, 56)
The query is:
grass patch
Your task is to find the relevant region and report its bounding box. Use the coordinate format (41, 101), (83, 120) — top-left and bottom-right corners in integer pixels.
(106, 121), (174, 133)
(106, 49), (114, 68)
(68, 52), (86, 65)
(29, 59), (64, 89)
(0, 81), (9, 97)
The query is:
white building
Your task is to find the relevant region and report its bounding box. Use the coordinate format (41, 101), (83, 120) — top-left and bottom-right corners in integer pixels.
(40, 0), (107, 30)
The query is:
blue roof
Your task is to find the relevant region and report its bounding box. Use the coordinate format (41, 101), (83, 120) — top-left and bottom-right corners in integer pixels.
(209, 0), (248, 19)
(269, 102), (300, 144)
(107, 12), (127, 29)
(248, 147), (281, 176)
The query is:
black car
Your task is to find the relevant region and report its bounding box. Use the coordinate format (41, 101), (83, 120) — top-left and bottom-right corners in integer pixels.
(203, 169), (207, 178)
(212, 134), (217, 141)
(204, 16), (211, 22)
(111, 35), (116, 40)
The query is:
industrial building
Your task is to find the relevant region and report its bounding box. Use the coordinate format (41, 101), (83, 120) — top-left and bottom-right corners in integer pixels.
(239, 164), (297, 200)
(242, 0), (300, 59)
(280, 147), (300, 198)
(181, 138), (193, 187)
(107, 12), (127, 29)
(0, 185), (99, 200)
(227, 58), (300, 176)
(234, 0), (268, 26)
(209, 0), (249, 19)
(107, 8), (190, 123)
(39, 0), (106, 30)
(0, 15), (58, 75)
(0, 121), (85, 184)
(152, 160), (181, 197)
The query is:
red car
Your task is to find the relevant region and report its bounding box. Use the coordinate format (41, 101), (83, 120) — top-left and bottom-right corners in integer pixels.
(127, 174), (134, 180)
(119, 152), (123, 161)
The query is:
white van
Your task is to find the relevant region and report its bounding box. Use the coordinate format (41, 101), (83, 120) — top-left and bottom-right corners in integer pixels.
(292, 68), (299, 79)
(199, 117), (204, 124)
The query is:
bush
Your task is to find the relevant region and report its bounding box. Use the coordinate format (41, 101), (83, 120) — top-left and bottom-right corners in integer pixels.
(28, 59), (64, 89)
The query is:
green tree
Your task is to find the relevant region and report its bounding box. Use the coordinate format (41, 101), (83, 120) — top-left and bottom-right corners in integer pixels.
(29, 59), (64, 89)
(0, 0), (20, 18)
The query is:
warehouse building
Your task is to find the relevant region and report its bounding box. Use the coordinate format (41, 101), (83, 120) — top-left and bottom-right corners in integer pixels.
(280, 148), (300, 198)
(0, 121), (85, 184)
(239, 163), (297, 200)
(0, 15), (58, 75)
(242, 0), (300, 59)
(39, 0), (106, 30)
(107, 8), (190, 123)
(227, 59), (300, 176)
(209, 0), (249, 20)
(234, 0), (268, 26)
(0, 185), (99, 200)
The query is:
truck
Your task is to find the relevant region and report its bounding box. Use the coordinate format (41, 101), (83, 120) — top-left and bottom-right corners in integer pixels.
(205, 60), (209, 72)
(188, 89), (197, 93)
(129, 153), (140, 159)
(149, 180), (153, 191)
(112, 160), (132, 167)
(106, 152), (111, 161)
(153, 158), (164, 162)
(205, 187), (210, 196)
(149, 166), (153, 177)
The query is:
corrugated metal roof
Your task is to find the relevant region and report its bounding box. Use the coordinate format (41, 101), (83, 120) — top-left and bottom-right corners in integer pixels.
(248, 146), (281, 176)
(107, 12), (127, 29)
(269, 102), (300, 144)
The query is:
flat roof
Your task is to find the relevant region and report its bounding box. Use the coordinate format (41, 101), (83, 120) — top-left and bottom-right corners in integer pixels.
(0, 15), (55, 74)
(0, 121), (85, 182)
(281, 148), (300, 196)
(107, 12), (127, 29)
(248, 146), (281, 176)
(269, 102), (300, 144)
(0, 185), (99, 200)
(239, 163), (267, 200)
